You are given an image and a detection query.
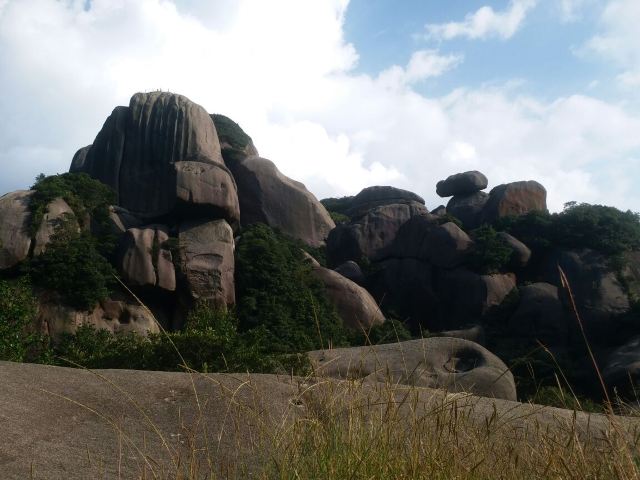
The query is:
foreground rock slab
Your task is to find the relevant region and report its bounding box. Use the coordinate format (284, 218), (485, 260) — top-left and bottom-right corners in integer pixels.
(1, 361), (638, 479)
(308, 337), (517, 400)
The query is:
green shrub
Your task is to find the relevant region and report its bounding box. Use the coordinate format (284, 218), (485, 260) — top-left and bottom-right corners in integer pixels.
(320, 197), (353, 217)
(29, 173), (116, 240)
(26, 230), (115, 310)
(467, 225), (513, 274)
(495, 203), (640, 256)
(211, 114), (253, 150)
(328, 211), (350, 225)
(0, 277), (50, 362)
(235, 224), (349, 353)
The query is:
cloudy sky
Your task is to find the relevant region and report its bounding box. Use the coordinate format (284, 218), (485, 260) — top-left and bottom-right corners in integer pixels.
(0, 0), (639, 212)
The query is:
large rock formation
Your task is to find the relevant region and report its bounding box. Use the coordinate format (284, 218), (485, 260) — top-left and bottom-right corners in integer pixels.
(0, 190), (33, 269)
(308, 337), (517, 400)
(229, 156), (334, 247)
(436, 171), (488, 198)
(70, 92), (240, 225)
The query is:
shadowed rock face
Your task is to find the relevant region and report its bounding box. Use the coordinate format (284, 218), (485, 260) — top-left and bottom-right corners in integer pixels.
(71, 92), (239, 224)
(446, 191), (489, 229)
(229, 156), (335, 247)
(326, 202), (427, 266)
(0, 190), (33, 269)
(308, 337), (517, 401)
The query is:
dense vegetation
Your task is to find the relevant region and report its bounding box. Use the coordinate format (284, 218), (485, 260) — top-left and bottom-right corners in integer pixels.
(25, 173), (118, 310)
(494, 202), (640, 256)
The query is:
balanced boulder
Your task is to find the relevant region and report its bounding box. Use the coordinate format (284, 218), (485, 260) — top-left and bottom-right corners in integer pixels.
(436, 171), (488, 198)
(334, 261), (365, 285)
(308, 337), (516, 400)
(229, 156), (334, 247)
(0, 191), (33, 270)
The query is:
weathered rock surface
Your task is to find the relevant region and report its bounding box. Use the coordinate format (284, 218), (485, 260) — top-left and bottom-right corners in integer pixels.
(436, 171), (488, 198)
(482, 181), (547, 223)
(71, 92), (239, 224)
(431, 205), (446, 216)
(38, 296), (160, 340)
(497, 232), (532, 268)
(326, 202), (427, 266)
(437, 270), (516, 329)
(310, 264), (385, 330)
(178, 219), (235, 307)
(446, 191), (489, 229)
(117, 225), (176, 291)
(229, 156), (334, 247)
(2, 361), (635, 479)
(308, 337), (516, 400)
(33, 197), (77, 255)
(334, 260), (365, 285)
(392, 216), (473, 269)
(0, 190), (33, 270)
(346, 186), (425, 219)
(508, 283), (568, 346)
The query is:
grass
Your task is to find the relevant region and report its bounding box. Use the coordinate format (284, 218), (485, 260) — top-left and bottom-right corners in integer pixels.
(16, 275), (640, 479)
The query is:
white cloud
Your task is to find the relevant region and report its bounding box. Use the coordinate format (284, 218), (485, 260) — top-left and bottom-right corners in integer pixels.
(558, 0), (589, 22)
(423, 0), (538, 41)
(0, 0), (639, 214)
(377, 50), (463, 89)
(618, 71), (640, 88)
(582, 0), (640, 87)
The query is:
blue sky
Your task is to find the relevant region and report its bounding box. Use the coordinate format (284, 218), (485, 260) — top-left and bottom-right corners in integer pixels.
(0, 0), (639, 212)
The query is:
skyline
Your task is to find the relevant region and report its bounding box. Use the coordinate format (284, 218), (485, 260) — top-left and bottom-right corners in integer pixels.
(0, 0), (639, 212)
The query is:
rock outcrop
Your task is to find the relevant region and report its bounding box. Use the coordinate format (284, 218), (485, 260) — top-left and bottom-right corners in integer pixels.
(392, 216), (474, 269)
(33, 198), (77, 255)
(70, 92), (240, 225)
(178, 219), (235, 307)
(482, 181), (547, 223)
(346, 186), (425, 219)
(229, 156), (334, 247)
(326, 202), (427, 266)
(117, 225), (176, 291)
(0, 190), (33, 269)
(308, 337), (517, 400)
(446, 191), (489, 229)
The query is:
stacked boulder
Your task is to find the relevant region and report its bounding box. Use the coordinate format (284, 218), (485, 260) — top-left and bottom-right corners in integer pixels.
(435, 170), (547, 229)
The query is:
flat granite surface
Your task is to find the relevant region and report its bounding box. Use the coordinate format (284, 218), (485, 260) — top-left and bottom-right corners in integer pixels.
(1, 361), (638, 479)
